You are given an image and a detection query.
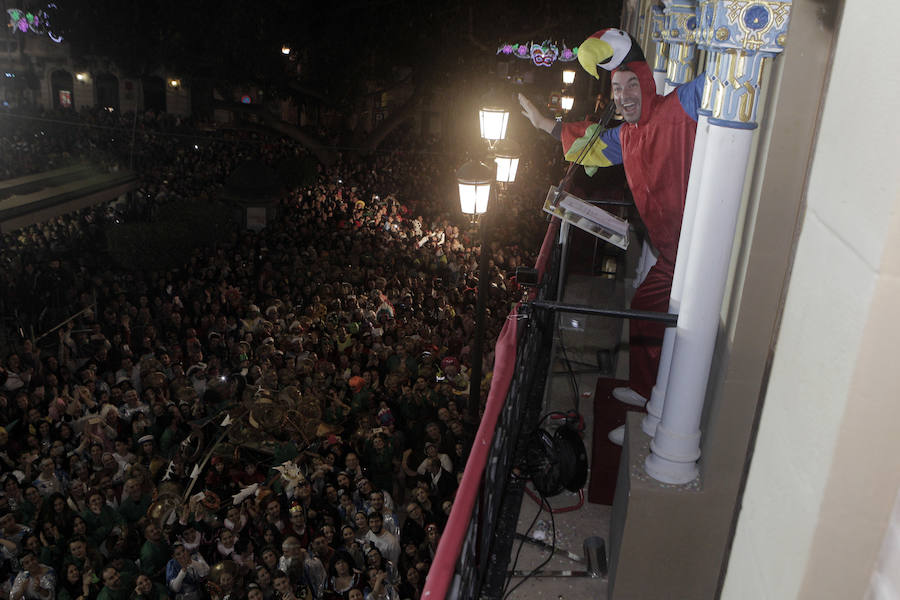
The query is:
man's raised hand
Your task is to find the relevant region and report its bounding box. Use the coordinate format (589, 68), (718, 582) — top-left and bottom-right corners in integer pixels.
(518, 94), (556, 134)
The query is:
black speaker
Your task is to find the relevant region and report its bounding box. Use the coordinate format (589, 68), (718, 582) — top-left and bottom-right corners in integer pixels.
(526, 421), (588, 497)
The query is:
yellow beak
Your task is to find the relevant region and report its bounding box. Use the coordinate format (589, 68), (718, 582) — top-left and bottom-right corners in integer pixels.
(577, 37), (614, 80)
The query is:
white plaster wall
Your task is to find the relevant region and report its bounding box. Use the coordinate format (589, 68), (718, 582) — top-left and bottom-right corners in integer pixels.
(867, 489), (900, 600)
(722, 4), (900, 599)
(75, 78), (94, 111)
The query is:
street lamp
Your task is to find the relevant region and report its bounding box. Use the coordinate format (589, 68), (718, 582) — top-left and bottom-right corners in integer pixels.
(562, 69), (576, 85)
(478, 104), (510, 150)
(493, 139), (520, 185)
(560, 95), (574, 112)
(456, 160), (494, 222)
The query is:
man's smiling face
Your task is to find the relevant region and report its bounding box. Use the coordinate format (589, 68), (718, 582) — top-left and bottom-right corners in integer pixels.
(612, 70), (642, 123)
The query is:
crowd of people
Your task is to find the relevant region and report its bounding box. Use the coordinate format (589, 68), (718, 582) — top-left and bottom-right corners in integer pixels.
(0, 105), (564, 599)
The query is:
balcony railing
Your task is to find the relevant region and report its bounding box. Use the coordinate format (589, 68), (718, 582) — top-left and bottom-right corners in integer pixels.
(422, 221), (561, 599)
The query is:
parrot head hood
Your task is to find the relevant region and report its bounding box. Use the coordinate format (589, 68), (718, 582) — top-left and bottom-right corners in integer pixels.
(577, 28), (645, 79)
(577, 28), (656, 126)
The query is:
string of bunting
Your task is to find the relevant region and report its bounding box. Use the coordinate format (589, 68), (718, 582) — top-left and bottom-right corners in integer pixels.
(497, 40), (578, 67)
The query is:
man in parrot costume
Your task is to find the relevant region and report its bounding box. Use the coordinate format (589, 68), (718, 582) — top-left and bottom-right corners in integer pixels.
(520, 28), (703, 444)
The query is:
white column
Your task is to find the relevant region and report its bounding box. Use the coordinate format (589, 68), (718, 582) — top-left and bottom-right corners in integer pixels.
(654, 71), (668, 95)
(642, 113), (709, 437)
(642, 1), (707, 437)
(645, 125), (753, 483)
(650, 5), (669, 95)
(644, 0), (792, 483)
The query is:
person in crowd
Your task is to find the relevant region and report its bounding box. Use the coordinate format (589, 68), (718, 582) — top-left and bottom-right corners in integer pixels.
(65, 536), (104, 577)
(81, 491), (125, 548)
(132, 572), (169, 600)
(367, 491), (399, 539)
(409, 488), (436, 525)
(397, 565), (423, 600)
(272, 568), (310, 600)
(277, 535), (309, 591)
(339, 525), (367, 573)
(0, 509), (32, 550)
(138, 522), (169, 580)
(419, 524), (441, 563)
(400, 502), (427, 548)
(96, 565), (133, 600)
(55, 561), (99, 600)
(363, 566), (398, 600)
(363, 546), (398, 588)
(35, 492), (73, 538)
(324, 549), (362, 599)
(32, 457), (65, 498)
(246, 581), (265, 600)
(165, 542), (209, 599)
(117, 477), (151, 526)
(364, 512), (400, 567)
(422, 457), (457, 502)
(9, 550), (55, 599)
(415, 443), (451, 478)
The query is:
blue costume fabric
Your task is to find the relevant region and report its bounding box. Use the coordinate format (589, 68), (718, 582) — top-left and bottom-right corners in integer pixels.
(558, 61), (702, 397)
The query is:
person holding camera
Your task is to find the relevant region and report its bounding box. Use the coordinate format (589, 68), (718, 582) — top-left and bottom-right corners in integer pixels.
(9, 551), (55, 600)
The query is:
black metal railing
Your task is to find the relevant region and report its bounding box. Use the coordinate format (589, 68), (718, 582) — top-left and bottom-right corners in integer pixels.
(427, 230), (561, 599)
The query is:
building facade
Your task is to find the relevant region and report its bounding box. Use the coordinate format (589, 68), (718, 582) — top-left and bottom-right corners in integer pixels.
(1, 25), (190, 115)
(607, 0), (900, 597)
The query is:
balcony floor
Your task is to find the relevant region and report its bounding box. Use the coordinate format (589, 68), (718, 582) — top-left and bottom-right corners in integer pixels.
(505, 255), (636, 599)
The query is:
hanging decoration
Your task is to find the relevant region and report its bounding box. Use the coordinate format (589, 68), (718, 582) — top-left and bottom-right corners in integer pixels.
(6, 4), (63, 43)
(497, 39), (578, 68)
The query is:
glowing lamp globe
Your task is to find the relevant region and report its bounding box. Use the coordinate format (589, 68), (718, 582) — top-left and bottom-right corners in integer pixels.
(562, 69), (576, 85)
(561, 95), (574, 112)
(281, 45), (291, 55)
(478, 105), (510, 144)
(456, 161), (494, 218)
(493, 139), (521, 184)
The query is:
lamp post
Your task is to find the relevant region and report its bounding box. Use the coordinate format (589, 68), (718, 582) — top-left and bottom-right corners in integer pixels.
(560, 95), (574, 113)
(562, 69), (576, 85)
(460, 95), (518, 418)
(456, 160), (494, 418)
(456, 138), (520, 418)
